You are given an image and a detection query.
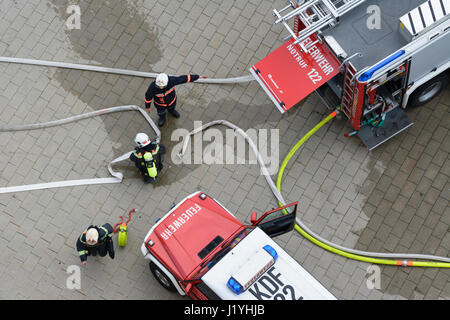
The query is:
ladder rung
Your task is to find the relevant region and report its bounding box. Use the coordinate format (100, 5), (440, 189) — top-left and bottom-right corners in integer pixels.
(321, 0), (339, 18)
(300, 12), (315, 26)
(341, 104), (351, 111)
(342, 94), (352, 102)
(341, 103), (351, 109)
(344, 87), (353, 95)
(342, 98), (351, 105)
(312, 4), (327, 19)
(344, 86), (354, 93)
(346, 69), (356, 76)
(293, 16), (335, 45)
(275, 0), (323, 23)
(275, 0), (367, 51)
(344, 91), (353, 99)
(341, 106), (351, 113)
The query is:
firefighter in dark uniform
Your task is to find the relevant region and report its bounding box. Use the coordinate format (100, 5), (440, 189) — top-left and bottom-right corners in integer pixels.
(77, 223), (115, 267)
(129, 133), (165, 183)
(145, 73), (207, 126)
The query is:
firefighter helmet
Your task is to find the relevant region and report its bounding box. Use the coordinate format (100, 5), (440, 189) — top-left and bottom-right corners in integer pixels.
(135, 133), (151, 147)
(155, 73), (168, 88)
(86, 228), (99, 245)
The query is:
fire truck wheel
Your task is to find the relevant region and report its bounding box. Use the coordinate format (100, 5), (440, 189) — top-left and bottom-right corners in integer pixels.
(408, 73), (449, 108)
(149, 262), (177, 292)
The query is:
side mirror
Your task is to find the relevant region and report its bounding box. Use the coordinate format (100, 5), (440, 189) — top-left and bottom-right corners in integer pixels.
(250, 212), (258, 225)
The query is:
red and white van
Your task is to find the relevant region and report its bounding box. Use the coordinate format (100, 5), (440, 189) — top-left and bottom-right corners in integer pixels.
(141, 191), (336, 300)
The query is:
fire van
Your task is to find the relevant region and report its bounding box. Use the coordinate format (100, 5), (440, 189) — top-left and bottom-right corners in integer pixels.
(141, 192), (336, 300)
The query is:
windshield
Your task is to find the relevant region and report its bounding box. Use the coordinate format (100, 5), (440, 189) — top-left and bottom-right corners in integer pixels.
(190, 227), (253, 280)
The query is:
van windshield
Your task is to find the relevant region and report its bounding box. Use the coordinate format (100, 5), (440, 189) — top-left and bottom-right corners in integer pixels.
(190, 227), (253, 280)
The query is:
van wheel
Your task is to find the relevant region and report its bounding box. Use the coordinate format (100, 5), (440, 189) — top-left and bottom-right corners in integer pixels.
(408, 73), (448, 108)
(149, 262), (177, 292)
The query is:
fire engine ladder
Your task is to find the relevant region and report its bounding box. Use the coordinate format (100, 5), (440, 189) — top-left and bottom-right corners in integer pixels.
(273, 0), (367, 52)
(339, 61), (357, 119)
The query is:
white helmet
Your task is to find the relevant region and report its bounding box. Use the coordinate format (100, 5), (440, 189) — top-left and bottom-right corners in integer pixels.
(155, 73), (168, 88)
(86, 228), (99, 245)
(135, 133), (151, 147)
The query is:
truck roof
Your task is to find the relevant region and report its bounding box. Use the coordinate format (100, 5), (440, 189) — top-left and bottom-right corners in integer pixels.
(143, 192), (243, 280)
(201, 227), (336, 300)
(323, 0), (425, 70)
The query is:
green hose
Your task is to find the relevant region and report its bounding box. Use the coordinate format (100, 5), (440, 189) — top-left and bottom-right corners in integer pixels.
(276, 110), (450, 268)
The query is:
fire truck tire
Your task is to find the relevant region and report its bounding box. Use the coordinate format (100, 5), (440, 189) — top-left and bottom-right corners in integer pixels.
(149, 262), (177, 292)
(408, 73), (449, 108)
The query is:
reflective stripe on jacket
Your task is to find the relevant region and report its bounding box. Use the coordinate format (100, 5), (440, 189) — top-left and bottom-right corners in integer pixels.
(76, 224), (113, 262)
(145, 74), (200, 109)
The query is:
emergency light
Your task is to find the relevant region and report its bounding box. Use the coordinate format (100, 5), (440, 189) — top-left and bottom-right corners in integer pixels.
(227, 245), (278, 294)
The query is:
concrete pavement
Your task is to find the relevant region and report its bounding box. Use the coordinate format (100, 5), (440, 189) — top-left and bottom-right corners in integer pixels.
(0, 0), (448, 300)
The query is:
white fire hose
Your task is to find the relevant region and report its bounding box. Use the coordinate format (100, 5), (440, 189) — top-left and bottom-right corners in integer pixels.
(0, 57), (254, 84)
(0, 105), (160, 194)
(0, 56), (252, 195)
(177, 120), (285, 203)
(1, 57), (449, 264)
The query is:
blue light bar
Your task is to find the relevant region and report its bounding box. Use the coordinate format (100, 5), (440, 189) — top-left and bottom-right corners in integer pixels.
(227, 277), (244, 294)
(227, 245), (278, 295)
(263, 245), (278, 261)
(358, 50), (406, 82)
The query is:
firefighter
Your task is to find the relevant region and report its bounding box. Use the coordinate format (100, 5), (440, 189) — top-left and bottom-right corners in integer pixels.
(129, 133), (165, 183)
(145, 72), (207, 126)
(77, 224), (115, 267)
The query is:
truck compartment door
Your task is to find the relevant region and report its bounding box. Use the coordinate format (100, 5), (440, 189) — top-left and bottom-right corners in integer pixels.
(252, 202), (298, 238)
(250, 37), (341, 113)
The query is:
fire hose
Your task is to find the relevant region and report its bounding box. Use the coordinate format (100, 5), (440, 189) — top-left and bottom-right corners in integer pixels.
(1, 57), (449, 267)
(0, 57), (254, 84)
(0, 105), (160, 194)
(113, 208), (136, 247)
(275, 111), (450, 267)
(178, 117), (450, 267)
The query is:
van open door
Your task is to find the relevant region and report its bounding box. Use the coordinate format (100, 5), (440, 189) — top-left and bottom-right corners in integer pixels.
(250, 36), (340, 113)
(251, 202), (298, 238)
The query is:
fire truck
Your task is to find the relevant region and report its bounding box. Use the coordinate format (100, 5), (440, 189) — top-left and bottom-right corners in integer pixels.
(251, 0), (449, 150)
(141, 192), (336, 300)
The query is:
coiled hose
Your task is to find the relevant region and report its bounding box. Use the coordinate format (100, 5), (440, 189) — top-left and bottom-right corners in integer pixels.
(0, 105), (160, 194)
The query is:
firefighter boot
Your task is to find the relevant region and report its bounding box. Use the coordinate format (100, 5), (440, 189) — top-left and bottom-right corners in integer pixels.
(157, 113), (166, 127)
(144, 177), (152, 184)
(168, 108), (180, 118)
(142, 172), (152, 184)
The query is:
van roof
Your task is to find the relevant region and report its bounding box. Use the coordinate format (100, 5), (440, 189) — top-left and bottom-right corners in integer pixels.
(201, 227), (336, 300)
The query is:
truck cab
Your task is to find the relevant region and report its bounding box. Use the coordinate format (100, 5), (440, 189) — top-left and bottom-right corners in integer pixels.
(141, 192), (336, 300)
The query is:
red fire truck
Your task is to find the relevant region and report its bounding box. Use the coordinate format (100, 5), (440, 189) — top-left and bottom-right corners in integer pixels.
(251, 0), (449, 150)
(141, 192), (336, 300)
